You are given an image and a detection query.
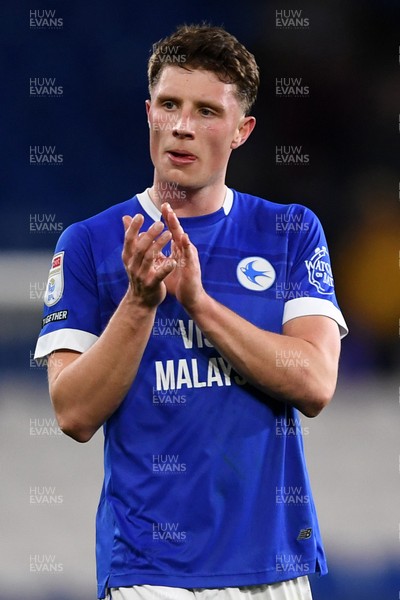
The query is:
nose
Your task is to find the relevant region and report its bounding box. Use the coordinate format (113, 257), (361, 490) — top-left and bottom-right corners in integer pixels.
(172, 112), (195, 139)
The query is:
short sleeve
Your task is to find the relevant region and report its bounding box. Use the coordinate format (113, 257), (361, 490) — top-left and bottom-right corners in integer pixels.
(282, 206), (348, 338)
(34, 222), (101, 359)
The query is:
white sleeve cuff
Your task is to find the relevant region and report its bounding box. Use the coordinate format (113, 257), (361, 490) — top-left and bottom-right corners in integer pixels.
(282, 297), (348, 338)
(34, 328), (99, 359)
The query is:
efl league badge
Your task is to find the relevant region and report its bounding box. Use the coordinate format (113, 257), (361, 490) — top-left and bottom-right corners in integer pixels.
(44, 251), (64, 307)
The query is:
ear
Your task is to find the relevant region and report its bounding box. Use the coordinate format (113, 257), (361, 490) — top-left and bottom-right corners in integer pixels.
(231, 116), (256, 150)
(145, 99), (151, 122)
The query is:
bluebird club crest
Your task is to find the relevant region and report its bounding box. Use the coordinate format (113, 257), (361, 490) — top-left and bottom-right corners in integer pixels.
(305, 246), (334, 295)
(237, 256), (276, 291)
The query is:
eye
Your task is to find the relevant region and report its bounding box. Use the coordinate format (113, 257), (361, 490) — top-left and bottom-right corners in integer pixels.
(162, 100), (176, 110)
(199, 107), (215, 117)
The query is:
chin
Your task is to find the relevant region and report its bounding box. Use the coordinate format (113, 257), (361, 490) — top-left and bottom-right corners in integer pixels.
(161, 172), (193, 188)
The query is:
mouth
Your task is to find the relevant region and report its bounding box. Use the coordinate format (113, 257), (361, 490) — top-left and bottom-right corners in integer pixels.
(166, 150), (197, 165)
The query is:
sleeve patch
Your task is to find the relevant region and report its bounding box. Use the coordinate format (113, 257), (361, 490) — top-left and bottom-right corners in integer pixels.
(42, 310), (68, 328)
(304, 246), (334, 295)
(44, 251), (64, 307)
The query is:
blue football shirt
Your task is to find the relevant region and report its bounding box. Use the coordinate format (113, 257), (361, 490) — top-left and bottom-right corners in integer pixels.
(35, 188), (348, 599)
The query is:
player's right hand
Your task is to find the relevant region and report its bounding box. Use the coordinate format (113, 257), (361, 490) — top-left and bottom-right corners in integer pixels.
(122, 214), (176, 308)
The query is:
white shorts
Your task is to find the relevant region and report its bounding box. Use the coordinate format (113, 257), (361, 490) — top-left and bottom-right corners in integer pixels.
(109, 577), (313, 600)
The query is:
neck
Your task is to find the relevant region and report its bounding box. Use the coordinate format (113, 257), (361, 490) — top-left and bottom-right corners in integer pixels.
(148, 179), (227, 217)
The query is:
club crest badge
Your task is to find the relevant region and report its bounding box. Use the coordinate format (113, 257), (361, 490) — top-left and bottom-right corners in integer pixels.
(44, 251), (64, 307)
(237, 256), (276, 291)
(305, 246), (334, 295)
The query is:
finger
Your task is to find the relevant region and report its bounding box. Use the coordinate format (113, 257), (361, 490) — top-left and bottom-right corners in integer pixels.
(152, 228), (172, 253)
(124, 213), (144, 237)
(153, 256), (177, 281)
(152, 246), (177, 278)
(160, 202), (171, 223)
(181, 232), (191, 248)
(123, 215), (162, 267)
(122, 214), (145, 256)
(161, 203), (185, 242)
(180, 233), (198, 265)
(122, 214), (144, 264)
(134, 220), (166, 259)
(122, 215), (132, 232)
(146, 229), (172, 266)
(129, 223), (171, 277)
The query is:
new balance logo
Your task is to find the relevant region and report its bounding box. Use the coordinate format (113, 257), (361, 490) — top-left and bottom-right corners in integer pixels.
(297, 528), (312, 540)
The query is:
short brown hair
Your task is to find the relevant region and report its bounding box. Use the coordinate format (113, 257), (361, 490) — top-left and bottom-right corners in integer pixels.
(148, 24), (260, 115)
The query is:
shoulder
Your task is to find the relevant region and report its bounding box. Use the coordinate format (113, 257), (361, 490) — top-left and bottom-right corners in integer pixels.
(78, 195), (139, 232)
(57, 195), (140, 246)
(230, 189), (320, 225)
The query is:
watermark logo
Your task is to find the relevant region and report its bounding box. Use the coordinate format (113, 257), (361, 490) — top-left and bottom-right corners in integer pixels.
(152, 249), (186, 270)
(30, 350), (63, 370)
(276, 212), (310, 232)
(275, 77), (309, 97)
(153, 388), (187, 406)
(30, 350), (46, 369)
(29, 417), (62, 436)
(151, 112), (178, 132)
(276, 145), (309, 165)
(29, 9), (63, 29)
(29, 554), (63, 573)
(275, 553), (310, 574)
(152, 522), (187, 542)
(29, 214), (63, 233)
(275, 9), (310, 29)
(30, 146), (63, 166)
(29, 486), (63, 505)
(276, 486), (309, 504)
(275, 350), (310, 368)
(153, 181), (187, 202)
(152, 44), (186, 64)
(29, 281), (47, 301)
(275, 282), (310, 300)
(275, 416), (309, 436)
(29, 77), (63, 97)
(152, 318), (182, 338)
(305, 246), (334, 295)
(152, 454), (187, 474)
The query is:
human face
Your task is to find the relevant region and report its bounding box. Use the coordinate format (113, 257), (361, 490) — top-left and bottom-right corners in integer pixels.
(146, 66), (255, 204)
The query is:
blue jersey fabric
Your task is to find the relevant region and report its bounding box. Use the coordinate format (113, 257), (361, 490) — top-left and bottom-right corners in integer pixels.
(35, 189), (347, 599)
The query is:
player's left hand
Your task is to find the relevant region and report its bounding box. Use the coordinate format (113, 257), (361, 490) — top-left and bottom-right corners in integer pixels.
(160, 203), (206, 311)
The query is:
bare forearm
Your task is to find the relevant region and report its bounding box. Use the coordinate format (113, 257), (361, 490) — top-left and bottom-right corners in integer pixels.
(160, 204), (340, 417)
(187, 293), (339, 417)
(50, 293), (156, 441)
(50, 214), (178, 442)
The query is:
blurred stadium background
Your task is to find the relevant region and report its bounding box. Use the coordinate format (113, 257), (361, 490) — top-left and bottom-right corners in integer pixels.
(1, 1), (399, 598)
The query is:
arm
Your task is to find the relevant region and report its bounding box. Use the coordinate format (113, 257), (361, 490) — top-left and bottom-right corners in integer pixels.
(48, 214), (175, 443)
(186, 298), (340, 417)
(162, 203), (341, 418)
